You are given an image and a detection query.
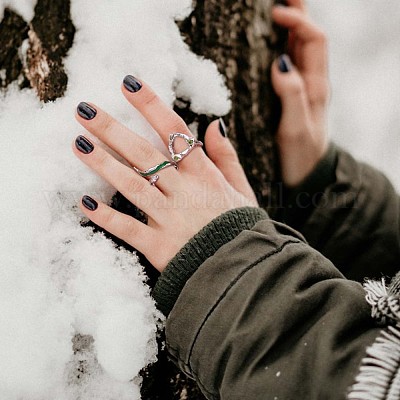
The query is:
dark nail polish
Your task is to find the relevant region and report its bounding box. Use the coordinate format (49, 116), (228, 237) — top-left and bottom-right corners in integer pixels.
(82, 195), (98, 211)
(278, 54), (292, 73)
(219, 118), (228, 138)
(75, 135), (94, 154)
(77, 102), (97, 120)
(123, 75), (142, 93)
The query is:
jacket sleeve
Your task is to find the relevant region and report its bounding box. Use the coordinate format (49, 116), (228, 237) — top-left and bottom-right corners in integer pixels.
(278, 143), (400, 282)
(153, 209), (387, 400)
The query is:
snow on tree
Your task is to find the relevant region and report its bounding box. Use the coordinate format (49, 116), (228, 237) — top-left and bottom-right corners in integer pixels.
(0, 0), (284, 398)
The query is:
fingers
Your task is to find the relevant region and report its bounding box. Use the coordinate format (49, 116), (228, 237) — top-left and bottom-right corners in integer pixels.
(121, 76), (205, 169)
(271, 55), (329, 187)
(272, 5), (328, 79)
(80, 195), (152, 248)
(204, 120), (257, 204)
(79, 195), (161, 268)
(75, 102), (181, 194)
(271, 55), (312, 144)
(72, 135), (167, 218)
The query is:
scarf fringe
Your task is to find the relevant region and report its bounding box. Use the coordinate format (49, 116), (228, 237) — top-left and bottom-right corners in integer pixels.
(364, 279), (400, 325)
(347, 279), (400, 399)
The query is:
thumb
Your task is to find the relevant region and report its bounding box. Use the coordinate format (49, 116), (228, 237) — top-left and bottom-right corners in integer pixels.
(271, 54), (312, 143)
(205, 119), (257, 204)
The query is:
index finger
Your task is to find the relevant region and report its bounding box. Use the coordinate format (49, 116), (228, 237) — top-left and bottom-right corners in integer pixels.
(272, 6), (328, 78)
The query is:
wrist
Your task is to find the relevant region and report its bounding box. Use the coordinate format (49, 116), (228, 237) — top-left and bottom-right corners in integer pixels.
(152, 207), (269, 316)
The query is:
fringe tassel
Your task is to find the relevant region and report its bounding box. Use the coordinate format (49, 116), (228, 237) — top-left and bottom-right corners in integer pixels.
(347, 278), (400, 399)
(348, 326), (400, 400)
(364, 279), (400, 326)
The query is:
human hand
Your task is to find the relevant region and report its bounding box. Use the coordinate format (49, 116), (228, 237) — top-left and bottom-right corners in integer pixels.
(73, 77), (257, 272)
(271, 0), (330, 187)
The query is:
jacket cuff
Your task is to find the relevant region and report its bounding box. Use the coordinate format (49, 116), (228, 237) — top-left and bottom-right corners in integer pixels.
(152, 207), (269, 316)
(281, 143), (338, 230)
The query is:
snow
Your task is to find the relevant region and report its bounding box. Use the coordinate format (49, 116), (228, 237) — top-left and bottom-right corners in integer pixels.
(0, 1), (230, 399)
(1, 0), (399, 398)
(0, 0), (35, 20)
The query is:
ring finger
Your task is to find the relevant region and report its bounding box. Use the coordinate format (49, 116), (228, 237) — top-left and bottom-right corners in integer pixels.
(72, 134), (168, 220)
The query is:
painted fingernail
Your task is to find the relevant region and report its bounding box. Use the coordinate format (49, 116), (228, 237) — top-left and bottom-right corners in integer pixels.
(82, 195), (98, 211)
(77, 102), (97, 120)
(219, 118), (228, 138)
(123, 75), (142, 93)
(75, 135), (94, 154)
(278, 54), (292, 73)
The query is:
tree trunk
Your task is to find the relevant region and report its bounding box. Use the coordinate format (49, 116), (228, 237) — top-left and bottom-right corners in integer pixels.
(0, 0), (286, 398)
(177, 0), (287, 211)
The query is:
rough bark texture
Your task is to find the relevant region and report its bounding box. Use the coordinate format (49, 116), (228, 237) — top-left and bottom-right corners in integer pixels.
(176, 0), (287, 211)
(0, 0), (74, 100)
(0, 0), (287, 398)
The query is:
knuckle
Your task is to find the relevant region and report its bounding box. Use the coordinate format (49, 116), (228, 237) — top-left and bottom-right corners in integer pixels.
(287, 80), (305, 97)
(127, 176), (146, 194)
(95, 150), (110, 170)
(220, 145), (239, 163)
(102, 208), (116, 227)
(142, 91), (159, 107)
(122, 218), (138, 236)
(101, 114), (116, 134)
(168, 116), (188, 134)
(136, 139), (157, 160)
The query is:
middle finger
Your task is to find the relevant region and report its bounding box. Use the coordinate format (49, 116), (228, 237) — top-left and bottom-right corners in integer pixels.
(121, 77), (206, 171)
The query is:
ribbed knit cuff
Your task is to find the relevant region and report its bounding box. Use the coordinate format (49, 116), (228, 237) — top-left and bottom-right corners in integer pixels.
(152, 207), (269, 316)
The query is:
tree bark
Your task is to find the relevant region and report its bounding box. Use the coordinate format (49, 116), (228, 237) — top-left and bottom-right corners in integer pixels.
(176, 0), (287, 211)
(0, 0), (286, 398)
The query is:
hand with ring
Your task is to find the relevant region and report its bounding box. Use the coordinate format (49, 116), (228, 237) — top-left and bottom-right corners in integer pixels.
(73, 75), (258, 272)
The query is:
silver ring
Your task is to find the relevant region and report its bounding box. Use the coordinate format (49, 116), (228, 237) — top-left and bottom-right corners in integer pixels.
(133, 132), (202, 185)
(168, 132), (203, 163)
(133, 160), (178, 186)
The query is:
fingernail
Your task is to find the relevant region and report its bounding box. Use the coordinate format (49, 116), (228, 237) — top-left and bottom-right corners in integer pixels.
(77, 102), (97, 120)
(75, 135), (94, 154)
(82, 195), (98, 211)
(123, 75), (142, 93)
(219, 118), (228, 138)
(278, 54), (292, 73)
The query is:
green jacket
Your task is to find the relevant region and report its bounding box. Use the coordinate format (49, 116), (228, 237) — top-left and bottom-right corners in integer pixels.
(152, 144), (400, 400)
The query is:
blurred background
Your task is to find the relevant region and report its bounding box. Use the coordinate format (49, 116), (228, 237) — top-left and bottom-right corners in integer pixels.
(307, 0), (400, 190)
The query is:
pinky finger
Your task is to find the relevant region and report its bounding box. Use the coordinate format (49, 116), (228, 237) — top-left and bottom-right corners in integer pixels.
(80, 195), (154, 256)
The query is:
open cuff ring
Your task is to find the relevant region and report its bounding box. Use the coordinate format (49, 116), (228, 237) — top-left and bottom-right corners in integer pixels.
(133, 160), (178, 186)
(133, 132), (203, 186)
